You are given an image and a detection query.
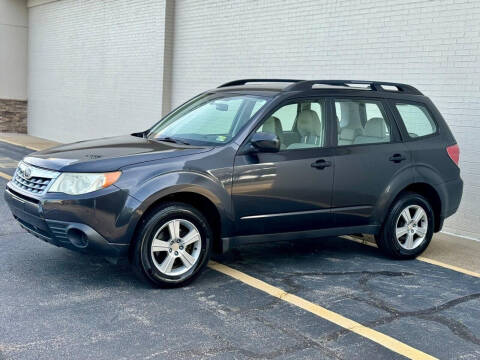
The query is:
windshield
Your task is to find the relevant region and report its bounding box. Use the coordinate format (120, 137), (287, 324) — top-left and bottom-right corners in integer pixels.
(148, 93), (269, 145)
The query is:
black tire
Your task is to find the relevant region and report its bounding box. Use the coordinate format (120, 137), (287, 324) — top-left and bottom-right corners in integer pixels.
(132, 202), (212, 287)
(375, 192), (434, 259)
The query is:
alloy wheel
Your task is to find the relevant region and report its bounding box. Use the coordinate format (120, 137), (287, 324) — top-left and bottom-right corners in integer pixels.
(395, 204), (428, 250)
(150, 219), (202, 276)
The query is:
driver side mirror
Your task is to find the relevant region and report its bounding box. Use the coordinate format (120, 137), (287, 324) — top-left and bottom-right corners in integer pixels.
(250, 132), (280, 153)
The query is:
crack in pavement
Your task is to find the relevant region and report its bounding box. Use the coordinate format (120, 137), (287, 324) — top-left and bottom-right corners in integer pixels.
(190, 274), (346, 359)
(316, 272), (480, 346)
(353, 293), (480, 346)
(225, 263), (480, 348)
(157, 315), (344, 360)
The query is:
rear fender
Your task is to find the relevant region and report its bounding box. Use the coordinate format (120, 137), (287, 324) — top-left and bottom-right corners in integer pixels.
(413, 164), (448, 217)
(374, 164), (448, 229)
(372, 165), (415, 227)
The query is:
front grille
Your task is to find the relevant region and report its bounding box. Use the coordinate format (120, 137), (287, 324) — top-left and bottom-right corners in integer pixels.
(12, 172), (51, 194)
(11, 161), (60, 195)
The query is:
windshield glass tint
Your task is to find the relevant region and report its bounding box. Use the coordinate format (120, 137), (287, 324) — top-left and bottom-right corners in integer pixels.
(148, 94), (269, 145)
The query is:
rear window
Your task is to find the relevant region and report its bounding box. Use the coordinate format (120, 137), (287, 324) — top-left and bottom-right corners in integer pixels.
(396, 103), (437, 138)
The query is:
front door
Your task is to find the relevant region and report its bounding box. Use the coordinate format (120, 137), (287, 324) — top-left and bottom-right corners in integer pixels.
(232, 98), (335, 236)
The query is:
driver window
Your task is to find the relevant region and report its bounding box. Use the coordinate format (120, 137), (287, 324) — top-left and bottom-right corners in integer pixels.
(256, 100), (325, 150)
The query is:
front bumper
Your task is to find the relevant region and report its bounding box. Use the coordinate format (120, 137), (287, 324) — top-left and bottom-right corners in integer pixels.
(4, 184), (131, 257)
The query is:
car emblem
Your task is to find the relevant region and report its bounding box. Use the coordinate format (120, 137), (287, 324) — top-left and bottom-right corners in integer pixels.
(18, 163), (32, 179)
(23, 166), (32, 179)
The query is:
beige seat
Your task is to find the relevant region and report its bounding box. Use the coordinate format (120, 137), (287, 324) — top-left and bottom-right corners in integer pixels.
(337, 113), (363, 145)
(338, 127), (364, 145)
(288, 110), (322, 149)
(261, 116), (284, 148)
(338, 128), (355, 145)
(353, 117), (389, 144)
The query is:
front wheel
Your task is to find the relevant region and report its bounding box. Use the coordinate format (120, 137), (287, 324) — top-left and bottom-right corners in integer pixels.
(132, 202), (212, 287)
(375, 192), (434, 259)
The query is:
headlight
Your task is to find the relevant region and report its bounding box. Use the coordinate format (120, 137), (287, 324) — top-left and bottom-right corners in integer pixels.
(48, 171), (121, 195)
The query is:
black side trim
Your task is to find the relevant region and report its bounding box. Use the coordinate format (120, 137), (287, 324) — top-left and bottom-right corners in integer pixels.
(241, 205), (373, 220)
(221, 225), (379, 253)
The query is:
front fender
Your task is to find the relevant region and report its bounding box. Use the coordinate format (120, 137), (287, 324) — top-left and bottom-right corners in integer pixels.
(123, 170), (235, 242)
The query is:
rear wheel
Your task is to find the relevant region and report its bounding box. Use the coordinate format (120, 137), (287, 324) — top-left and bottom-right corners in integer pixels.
(132, 202), (212, 287)
(375, 192), (434, 259)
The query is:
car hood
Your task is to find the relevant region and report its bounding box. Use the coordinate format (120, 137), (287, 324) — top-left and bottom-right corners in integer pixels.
(24, 135), (213, 172)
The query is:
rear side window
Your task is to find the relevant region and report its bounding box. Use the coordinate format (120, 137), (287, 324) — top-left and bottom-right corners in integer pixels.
(395, 103), (437, 138)
(335, 99), (391, 146)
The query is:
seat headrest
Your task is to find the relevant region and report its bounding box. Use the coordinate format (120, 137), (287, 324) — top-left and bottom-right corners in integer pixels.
(364, 117), (386, 138)
(338, 114), (349, 128)
(262, 116), (283, 137)
(296, 110), (321, 137)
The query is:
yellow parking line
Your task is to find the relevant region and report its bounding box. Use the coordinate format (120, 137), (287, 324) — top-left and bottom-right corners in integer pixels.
(416, 256), (480, 278)
(341, 235), (480, 279)
(0, 171), (12, 180)
(0, 138), (41, 151)
(0, 157), (19, 168)
(209, 261), (437, 360)
(341, 235), (377, 248)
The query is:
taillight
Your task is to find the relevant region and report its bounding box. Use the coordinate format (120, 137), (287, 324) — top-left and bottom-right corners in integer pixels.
(446, 144), (460, 166)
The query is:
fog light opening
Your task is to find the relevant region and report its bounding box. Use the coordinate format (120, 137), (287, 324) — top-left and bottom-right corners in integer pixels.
(67, 228), (88, 248)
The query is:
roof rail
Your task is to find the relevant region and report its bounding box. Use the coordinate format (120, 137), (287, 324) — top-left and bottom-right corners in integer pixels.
(284, 80), (423, 95)
(218, 79), (303, 88)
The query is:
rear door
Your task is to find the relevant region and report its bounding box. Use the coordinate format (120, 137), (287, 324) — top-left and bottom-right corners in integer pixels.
(332, 97), (413, 227)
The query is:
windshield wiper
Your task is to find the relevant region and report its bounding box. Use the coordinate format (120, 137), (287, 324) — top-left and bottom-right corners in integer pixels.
(155, 137), (191, 145)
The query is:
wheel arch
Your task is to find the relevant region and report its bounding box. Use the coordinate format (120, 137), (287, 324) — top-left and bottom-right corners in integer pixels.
(126, 172), (235, 259)
(381, 182), (443, 232)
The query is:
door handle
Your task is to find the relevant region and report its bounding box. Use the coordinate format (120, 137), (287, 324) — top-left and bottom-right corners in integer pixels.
(311, 159), (332, 169)
(389, 153), (407, 163)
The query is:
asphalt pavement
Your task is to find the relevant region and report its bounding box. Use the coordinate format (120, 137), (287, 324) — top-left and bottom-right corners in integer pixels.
(0, 140), (479, 359)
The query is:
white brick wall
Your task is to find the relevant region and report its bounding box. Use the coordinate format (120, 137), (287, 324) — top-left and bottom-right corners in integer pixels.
(171, 0), (480, 239)
(28, 0), (170, 142)
(27, 0), (480, 239)
(0, 0), (27, 100)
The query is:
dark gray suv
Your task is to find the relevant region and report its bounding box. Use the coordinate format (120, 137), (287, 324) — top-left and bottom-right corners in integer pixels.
(4, 79), (463, 287)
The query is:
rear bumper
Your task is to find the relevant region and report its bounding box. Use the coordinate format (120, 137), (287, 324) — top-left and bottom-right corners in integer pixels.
(435, 177), (463, 232)
(443, 177), (463, 219)
(4, 185), (129, 257)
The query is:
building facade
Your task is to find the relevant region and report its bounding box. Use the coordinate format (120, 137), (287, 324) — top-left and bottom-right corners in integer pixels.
(0, 0), (27, 132)
(6, 0), (480, 240)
